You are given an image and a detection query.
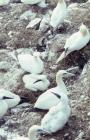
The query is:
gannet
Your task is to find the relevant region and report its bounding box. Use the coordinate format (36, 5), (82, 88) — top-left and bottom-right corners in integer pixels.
(28, 95), (71, 138)
(34, 70), (74, 110)
(0, 96), (8, 118)
(0, 89), (29, 109)
(21, 0), (47, 8)
(18, 52), (44, 74)
(23, 74), (50, 92)
(50, 0), (67, 30)
(0, 0), (10, 6)
(56, 23), (90, 63)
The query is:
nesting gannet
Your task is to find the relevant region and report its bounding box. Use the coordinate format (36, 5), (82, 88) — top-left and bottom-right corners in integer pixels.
(0, 89), (29, 109)
(18, 52), (44, 74)
(0, 0), (10, 6)
(23, 74), (50, 92)
(56, 23), (90, 63)
(34, 70), (74, 110)
(28, 95), (71, 138)
(50, 0), (67, 30)
(21, 0), (47, 8)
(0, 96), (8, 118)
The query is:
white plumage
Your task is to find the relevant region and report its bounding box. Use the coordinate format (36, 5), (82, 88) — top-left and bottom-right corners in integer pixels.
(56, 23), (90, 63)
(50, 0), (67, 29)
(28, 96), (71, 138)
(0, 0), (10, 6)
(34, 70), (74, 110)
(18, 52), (44, 74)
(0, 99), (8, 118)
(41, 100), (71, 133)
(0, 89), (21, 109)
(21, 0), (47, 8)
(23, 74), (50, 92)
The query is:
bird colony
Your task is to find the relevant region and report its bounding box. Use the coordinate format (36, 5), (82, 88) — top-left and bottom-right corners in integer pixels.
(0, 0), (90, 140)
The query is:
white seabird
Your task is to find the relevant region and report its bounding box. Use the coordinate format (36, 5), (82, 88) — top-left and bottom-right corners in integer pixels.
(23, 74), (50, 92)
(56, 23), (90, 63)
(18, 52), (44, 74)
(0, 0), (10, 6)
(21, 0), (47, 8)
(28, 94), (71, 139)
(0, 89), (29, 109)
(34, 70), (74, 110)
(50, 0), (67, 30)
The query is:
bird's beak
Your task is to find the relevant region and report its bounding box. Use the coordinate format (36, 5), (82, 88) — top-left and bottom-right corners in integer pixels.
(64, 72), (75, 77)
(56, 51), (66, 64)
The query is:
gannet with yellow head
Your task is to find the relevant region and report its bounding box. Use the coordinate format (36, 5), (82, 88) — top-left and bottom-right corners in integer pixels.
(28, 93), (71, 138)
(56, 23), (90, 63)
(50, 0), (67, 30)
(34, 69), (74, 110)
(0, 89), (29, 109)
(18, 52), (44, 74)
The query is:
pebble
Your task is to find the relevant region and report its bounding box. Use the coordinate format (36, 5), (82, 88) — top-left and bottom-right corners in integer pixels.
(20, 10), (36, 20)
(75, 131), (84, 140)
(87, 112), (90, 116)
(26, 18), (41, 29)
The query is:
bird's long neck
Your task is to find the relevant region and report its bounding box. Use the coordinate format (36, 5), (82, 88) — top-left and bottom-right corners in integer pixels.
(58, 0), (66, 8)
(56, 76), (66, 87)
(57, 101), (70, 112)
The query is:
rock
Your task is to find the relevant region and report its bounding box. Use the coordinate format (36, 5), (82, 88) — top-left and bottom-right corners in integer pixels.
(0, 136), (6, 140)
(0, 61), (11, 71)
(26, 18), (41, 29)
(20, 10), (36, 21)
(0, 67), (24, 91)
(75, 131), (84, 140)
(87, 112), (90, 116)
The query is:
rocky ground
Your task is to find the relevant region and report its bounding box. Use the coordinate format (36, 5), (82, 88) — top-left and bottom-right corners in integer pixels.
(0, 0), (90, 140)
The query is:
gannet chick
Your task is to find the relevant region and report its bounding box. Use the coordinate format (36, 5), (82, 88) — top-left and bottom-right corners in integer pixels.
(29, 97), (71, 138)
(18, 52), (44, 74)
(23, 74), (50, 92)
(21, 0), (47, 8)
(50, 0), (67, 30)
(0, 0), (10, 6)
(0, 96), (8, 118)
(56, 23), (90, 63)
(34, 70), (74, 110)
(0, 89), (29, 109)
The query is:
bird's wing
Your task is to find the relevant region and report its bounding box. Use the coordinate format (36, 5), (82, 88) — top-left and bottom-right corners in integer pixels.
(34, 89), (60, 109)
